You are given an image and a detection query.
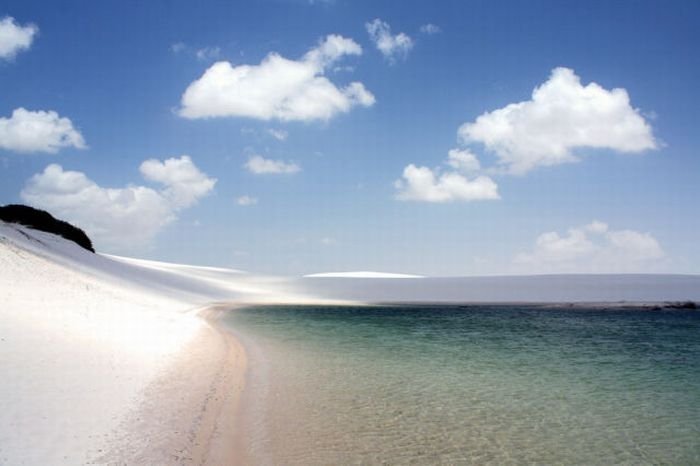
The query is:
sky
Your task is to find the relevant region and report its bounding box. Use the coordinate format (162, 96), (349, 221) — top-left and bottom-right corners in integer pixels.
(1, 0), (699, 276)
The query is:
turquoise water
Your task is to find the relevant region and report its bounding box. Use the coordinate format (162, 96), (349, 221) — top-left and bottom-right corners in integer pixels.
(223, 305), (700, 464)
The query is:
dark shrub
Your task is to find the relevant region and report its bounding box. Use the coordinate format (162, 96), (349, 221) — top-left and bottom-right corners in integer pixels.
(0, 204), (94, 253)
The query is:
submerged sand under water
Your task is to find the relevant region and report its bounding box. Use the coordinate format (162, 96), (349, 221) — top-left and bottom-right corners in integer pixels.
(223, 304), (700, 465)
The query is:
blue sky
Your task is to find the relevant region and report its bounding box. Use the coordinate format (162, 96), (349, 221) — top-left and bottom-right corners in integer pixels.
(1, 0), (698, 276)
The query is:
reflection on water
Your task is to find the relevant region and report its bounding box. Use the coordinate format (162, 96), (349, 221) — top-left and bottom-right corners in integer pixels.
(223, 305), (700, 464)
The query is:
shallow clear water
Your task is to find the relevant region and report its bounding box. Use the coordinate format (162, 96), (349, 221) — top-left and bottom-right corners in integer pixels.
(223, 305), (700, 464)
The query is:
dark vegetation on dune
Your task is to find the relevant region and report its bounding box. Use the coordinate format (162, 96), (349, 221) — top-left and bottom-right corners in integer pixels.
(0, 204), (94, 253)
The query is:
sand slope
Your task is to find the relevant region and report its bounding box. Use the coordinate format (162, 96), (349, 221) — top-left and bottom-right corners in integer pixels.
(0, 222), (296, 465)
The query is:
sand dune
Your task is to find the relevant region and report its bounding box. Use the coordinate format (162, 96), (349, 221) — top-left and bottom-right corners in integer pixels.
(0, 222), (297, 464)
(304, 271), (424, 278)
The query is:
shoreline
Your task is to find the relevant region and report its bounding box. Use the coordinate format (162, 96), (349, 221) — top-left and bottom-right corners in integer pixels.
(197, 304), (250, 466)
(81, 301), (700, 463)
(95, 304), (248, 465)
(186, 302), (700, 465)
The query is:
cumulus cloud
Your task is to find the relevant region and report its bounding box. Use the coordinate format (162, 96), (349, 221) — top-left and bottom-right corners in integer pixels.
(20, 156), (215, 250)
(179, 34), (374, 121)
(395, 165), (499, 203)
(0, 108), (86, 154)
(446, 148), (481, 173)
(458, 67), (658, 174)
(395, 148), (498, 202)
(245, 155), (300, 174)
(139, 155), (216, 207)
(365, 19), (413, 63)
(419, 23), (441, 35)
(513, 221), (666, 273)
(0, 16), (37, 60)
(236, 195), (258, 206)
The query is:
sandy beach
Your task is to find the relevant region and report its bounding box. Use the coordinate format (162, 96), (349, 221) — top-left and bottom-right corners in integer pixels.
(0, 223), (263, 465)
(94, 308), (247, 465)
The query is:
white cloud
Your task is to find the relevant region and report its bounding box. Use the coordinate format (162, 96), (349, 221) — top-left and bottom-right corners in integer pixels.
(0, 16), (37, 60)
(245, 155), (300, 174)
(419, 23), (441, 35)
(140, 155), (216, 207)
(446, 148), (481, 173)
(395, 148), (498, 202)
(513, 221), (666, 273)
(365, 19), (413, 63)
(267, 128), (288, 141)
(458, 67), (658, 174)
(179, 35), (374, 121)
(236, 195), (258, 206)
(0, 108), (86, 154)
(395, 164), (499, 203)
(20, 156), (215, 250)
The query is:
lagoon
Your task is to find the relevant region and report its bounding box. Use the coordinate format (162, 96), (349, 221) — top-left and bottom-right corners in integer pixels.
(224, 305), (700, 464)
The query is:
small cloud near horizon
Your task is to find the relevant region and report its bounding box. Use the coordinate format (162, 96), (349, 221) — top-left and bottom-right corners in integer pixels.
(513, 221), (666, 273)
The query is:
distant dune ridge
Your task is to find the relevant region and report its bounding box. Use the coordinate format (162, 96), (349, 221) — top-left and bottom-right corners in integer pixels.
(297, 274), (700, 303)
(0, 219), (307, 465)
(304, 271), (424, 278)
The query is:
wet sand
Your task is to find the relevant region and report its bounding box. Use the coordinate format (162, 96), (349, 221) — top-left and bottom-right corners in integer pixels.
(95, 306), (247, 465)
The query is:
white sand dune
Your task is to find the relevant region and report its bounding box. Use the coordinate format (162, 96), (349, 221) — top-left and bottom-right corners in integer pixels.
(0, 222), (305, 465)
(304, 271), (424, 278)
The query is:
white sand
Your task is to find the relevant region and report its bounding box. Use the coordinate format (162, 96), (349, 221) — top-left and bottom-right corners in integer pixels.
(0, 222), (301, 465)
(304, 271), (424, 278)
